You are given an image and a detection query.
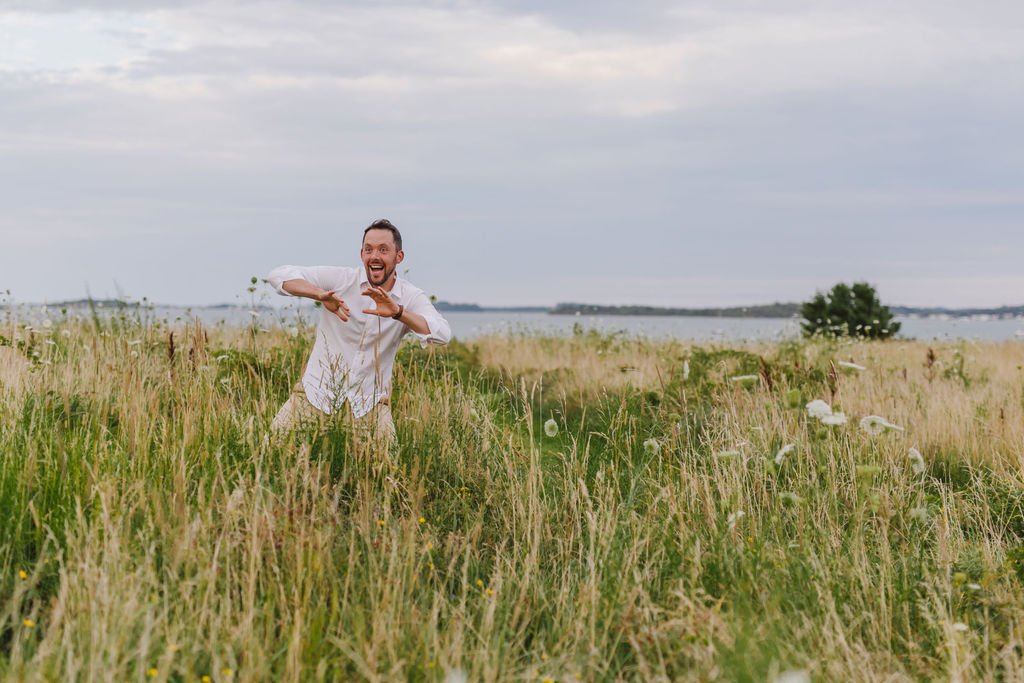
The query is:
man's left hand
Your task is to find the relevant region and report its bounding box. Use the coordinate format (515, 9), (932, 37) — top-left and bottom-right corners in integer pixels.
(361, 286), (400, 318)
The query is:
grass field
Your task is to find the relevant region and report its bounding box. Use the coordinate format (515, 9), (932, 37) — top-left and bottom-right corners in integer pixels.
(2, 314), (1024, 681)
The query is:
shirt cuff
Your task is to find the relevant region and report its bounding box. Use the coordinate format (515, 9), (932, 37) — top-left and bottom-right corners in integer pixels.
(412, 315), (452, 347)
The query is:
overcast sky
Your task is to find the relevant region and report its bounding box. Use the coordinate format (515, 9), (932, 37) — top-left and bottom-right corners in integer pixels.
(2, 0), (1022, 307)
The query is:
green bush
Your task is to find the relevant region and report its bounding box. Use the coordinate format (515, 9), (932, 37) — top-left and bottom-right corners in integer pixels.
(800, 282), (901, 339)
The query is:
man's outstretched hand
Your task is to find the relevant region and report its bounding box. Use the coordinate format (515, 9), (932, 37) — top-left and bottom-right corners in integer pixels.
(361, 286), (400, 318)
(317, 289), (351, 321)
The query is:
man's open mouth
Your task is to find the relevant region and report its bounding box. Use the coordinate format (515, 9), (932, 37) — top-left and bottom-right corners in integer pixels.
(369, 264), (385, 274)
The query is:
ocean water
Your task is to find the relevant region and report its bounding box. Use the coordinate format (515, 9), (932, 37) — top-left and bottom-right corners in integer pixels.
(6, 305), (1023, 343)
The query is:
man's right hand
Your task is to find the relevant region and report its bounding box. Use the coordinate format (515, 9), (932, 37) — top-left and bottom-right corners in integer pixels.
(317, 289), (351, 321)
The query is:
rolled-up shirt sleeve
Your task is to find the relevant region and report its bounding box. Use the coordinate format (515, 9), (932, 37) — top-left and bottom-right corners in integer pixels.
(405, 291), (452, 347)
(265, 265), (349, 296)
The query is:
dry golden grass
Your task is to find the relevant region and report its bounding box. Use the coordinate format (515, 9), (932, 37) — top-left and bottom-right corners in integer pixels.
(3, 320), (1024, 681)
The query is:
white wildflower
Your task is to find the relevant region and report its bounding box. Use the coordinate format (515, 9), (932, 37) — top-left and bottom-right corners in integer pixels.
(443, 669), (468, 683)
(908, 447), (926, 475)
(727, 510), (745, 531)
(820, 412), (848, 426)
(774, 443), (795, 465)
(952, 622), (969, 633)
(967, 583), (981, 591)
(543, 419), (558, 437)
(643, 438), (661, 456)
(859, 415), (904, 436)
(288, 326), (299, 337)
(779, 491), (804, 506)
(838, 361), (866, 371)
(248, 310), (261, 318)
(805, 400), (833, 419)
(775, 670), (811, 683)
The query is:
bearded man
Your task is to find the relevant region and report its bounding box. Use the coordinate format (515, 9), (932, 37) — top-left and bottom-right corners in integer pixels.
(265, 219), (451, 443)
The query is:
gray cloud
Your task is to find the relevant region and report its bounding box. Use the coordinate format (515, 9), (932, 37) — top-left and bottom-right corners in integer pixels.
(1, 0), (1022, 307)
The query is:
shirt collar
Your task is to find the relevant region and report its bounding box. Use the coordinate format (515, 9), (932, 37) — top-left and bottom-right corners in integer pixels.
(359, 269), (406, 301)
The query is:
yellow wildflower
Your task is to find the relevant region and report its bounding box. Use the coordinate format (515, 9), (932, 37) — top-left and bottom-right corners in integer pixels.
(476, 579), (484, 588)
(146, 668), (158, 678)
(18, 570), (27, 580)
(201, 676), (211, 683)
(377, 520), (385, 527)
(418, 517), (426, 524)
(22, 619), (35, 628)
(222, 668), (234, 678)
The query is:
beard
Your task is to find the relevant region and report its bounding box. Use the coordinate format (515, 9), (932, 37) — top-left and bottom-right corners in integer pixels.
(367, 263), (395, 286)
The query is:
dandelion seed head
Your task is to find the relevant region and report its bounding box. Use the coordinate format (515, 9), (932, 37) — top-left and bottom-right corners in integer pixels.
(543, 419), (558, 437)
(643, 438), (661, 456)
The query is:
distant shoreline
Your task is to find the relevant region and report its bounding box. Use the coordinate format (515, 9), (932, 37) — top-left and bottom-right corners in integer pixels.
(4, 298), (1024, 321)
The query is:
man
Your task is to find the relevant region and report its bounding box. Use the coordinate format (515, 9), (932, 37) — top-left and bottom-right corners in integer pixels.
(265, 219), (451, 444)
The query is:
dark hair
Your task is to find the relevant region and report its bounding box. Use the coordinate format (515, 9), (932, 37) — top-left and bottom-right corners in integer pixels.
(363, 218), (402, 252)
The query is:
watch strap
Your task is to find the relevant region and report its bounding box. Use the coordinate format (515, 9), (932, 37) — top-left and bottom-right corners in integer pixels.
(391, 304), (405, 320)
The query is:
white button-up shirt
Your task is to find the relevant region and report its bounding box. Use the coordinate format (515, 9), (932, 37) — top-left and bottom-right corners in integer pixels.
(265, 265), (451, 417)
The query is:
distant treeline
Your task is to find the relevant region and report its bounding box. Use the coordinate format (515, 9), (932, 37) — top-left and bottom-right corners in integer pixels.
(889, 305), (1024, 318)
(434, 301), (548, 313)
(550, 302), (801, 318)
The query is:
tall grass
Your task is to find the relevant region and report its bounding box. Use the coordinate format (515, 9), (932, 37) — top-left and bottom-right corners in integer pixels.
(2, 316), (1024, 681)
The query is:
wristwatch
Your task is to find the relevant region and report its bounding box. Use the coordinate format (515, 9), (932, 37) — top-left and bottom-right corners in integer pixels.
(391, 304), (405, 320)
